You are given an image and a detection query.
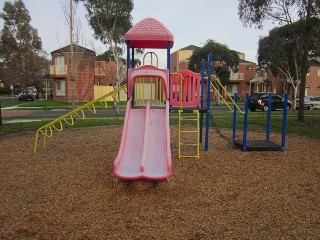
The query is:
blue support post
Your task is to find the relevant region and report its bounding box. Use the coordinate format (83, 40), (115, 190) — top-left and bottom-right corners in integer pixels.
(232, 93), (238, 141)
(242, 92), (249, 152)
(281, 93), (289, 151)
(205, 54), (212, 151)
(266, 92), (272, 141)
(126, 42), (130, 100)
(200, 59), (205, 143)
(131, 47), (135, 68)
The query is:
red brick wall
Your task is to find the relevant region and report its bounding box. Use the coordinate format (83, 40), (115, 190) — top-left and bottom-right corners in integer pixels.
(307, 66), (320, 96)
(74, 52), (95, 102)
(95, 61), (117, 86)
(170, 51), (178, 72)
(178, 62), (189, 71)
(239, 64), (256, 81)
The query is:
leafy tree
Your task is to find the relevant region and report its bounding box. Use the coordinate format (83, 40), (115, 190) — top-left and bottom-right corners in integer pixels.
(189, 39), (239, 86)
(0, 0), (48, 90)
(238, 0), (320, 122)
(83, 0), (133, 115)
(258, 18), (320, 109)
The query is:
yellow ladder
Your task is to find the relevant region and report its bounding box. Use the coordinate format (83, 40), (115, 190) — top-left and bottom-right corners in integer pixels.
(178, 110), (200, 158)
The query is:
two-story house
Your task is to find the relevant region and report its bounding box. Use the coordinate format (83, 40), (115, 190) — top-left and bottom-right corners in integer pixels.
(170, 45), (200, 73)
(50, 44), (117, 102)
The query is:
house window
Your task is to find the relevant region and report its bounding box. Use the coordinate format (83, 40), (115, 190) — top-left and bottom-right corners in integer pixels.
(56, 80), (66, 96)
(55, 56), (65, 74)
(307, 69), (311, 76)
(226, 84), (233, 92)
(246, 66), (253, 71)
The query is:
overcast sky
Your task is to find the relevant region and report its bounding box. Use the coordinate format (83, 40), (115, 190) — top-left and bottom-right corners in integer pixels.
(0, 0), (275, 67)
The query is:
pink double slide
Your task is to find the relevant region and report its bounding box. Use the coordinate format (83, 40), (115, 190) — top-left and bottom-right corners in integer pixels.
(114, 101), (172, 181)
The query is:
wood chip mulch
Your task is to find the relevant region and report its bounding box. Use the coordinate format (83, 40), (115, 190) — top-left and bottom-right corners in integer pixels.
(0, 126), (319, 239)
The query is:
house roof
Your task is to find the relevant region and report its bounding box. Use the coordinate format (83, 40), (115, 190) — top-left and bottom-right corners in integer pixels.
(124, 17), (174, 49)
(51, 44), (95, 54)
(310, 59), (320, 66)
(239, 59), (256, 64)
(180, 45), (200, 51)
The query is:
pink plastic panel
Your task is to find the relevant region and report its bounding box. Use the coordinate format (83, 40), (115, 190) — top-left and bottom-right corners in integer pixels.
(124, 18), (174, 49)
(170, 70), (201, 107)
(127, 65), (169, 99)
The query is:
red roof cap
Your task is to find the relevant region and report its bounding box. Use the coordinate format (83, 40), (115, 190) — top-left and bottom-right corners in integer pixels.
(124, 18), (174, 49)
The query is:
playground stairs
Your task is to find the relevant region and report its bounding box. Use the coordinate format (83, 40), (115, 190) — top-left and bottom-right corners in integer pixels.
(178, 109), (200, 158)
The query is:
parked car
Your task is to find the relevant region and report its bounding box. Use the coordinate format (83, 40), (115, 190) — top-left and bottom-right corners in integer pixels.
(296, 96), (320, 110)
(248, 92), (292, 112)
(18, 90), (36, 101)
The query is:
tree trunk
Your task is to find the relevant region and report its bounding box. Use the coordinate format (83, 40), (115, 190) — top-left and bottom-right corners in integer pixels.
(298, 3), (312, 122)
(0, 103), (2, 126)
(292, 84), (298, 110)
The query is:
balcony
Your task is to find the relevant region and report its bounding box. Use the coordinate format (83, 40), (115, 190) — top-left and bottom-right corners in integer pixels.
(50, 65), (67, 76)
(230, 73), (245, 81)
(95, 67), (105, 77)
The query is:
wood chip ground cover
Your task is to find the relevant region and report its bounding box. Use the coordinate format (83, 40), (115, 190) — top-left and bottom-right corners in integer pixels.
(0, 126), (319, 239)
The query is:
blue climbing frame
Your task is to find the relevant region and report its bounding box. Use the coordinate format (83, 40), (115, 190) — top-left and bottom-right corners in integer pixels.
(232, 92), (289, 152)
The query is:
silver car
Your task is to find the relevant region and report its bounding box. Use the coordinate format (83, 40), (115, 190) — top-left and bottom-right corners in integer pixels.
(296, 96), (320, 110)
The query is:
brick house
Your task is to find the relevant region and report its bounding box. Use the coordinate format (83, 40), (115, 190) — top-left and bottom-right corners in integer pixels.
(50, 44), (117, 102)
(306, 59), (320, 96)
(170, 46), (258, 99)
(170, 45), (320, 100)
(229, 58), (256, 99)
(170, 45), (200, 72)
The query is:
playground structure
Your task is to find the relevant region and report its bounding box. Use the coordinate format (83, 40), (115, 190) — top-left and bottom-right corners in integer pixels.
(33, 17), (289, 182)
(232, 92), (289, 151)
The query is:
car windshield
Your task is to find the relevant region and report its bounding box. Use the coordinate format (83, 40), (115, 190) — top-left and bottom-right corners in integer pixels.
(249, 93), (265, 100)
(305, 96), (315, 100)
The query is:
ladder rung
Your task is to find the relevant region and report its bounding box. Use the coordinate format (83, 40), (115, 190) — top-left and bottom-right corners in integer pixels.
(180, 130), (198, 133)
(179, 118), (198, 121)
(179, 155), (199, 158)
(180, 143), (198, 146)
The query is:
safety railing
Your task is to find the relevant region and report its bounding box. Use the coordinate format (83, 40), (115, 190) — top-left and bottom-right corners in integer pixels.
(170, 70), (201, 107)
(94, 67), (105, 76)
(34, 84), (127, 154)
(134, 77), (166, 107)
(50, 65), (67, 75)
(211, 75), (244, 114)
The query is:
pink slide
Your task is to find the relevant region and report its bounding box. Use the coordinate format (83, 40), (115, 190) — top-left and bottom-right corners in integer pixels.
(114, 101), (172, 181)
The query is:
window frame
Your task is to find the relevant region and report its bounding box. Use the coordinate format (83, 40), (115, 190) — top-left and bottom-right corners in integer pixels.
(56, 80), (66, 96)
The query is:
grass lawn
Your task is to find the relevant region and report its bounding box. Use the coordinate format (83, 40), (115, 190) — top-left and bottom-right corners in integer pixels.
(1, 109), (319, 140)
(1, 100), (127, 110)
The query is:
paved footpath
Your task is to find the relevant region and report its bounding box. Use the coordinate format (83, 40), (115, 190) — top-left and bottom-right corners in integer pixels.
(2, 109), (35, 117)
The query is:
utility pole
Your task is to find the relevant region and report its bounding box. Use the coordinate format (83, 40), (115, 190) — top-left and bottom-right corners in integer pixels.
(70, 0), (75, 110)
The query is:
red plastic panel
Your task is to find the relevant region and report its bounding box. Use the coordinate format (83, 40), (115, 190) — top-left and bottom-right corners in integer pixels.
(124, 18), (174, 49)
(170, 70), (201, 107)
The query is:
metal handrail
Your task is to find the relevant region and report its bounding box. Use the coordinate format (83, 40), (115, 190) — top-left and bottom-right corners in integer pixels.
(211, 75), (244, 114)
(34, 84), (127, 154)
(143, 52), (158, 67)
